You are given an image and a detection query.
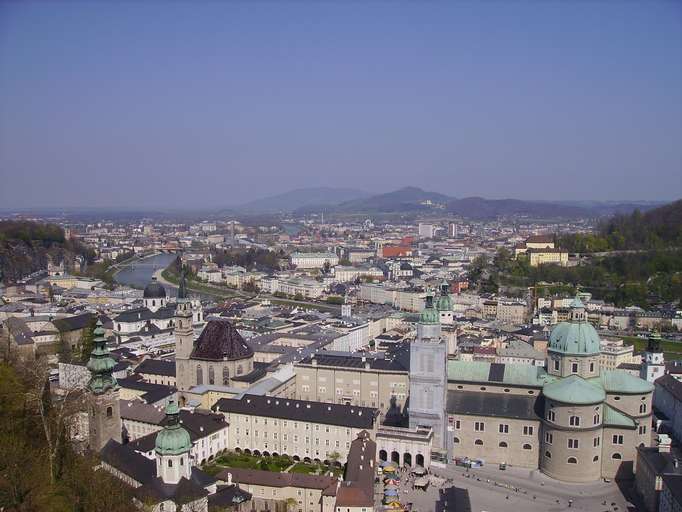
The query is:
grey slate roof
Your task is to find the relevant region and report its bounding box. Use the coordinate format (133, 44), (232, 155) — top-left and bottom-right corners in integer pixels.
(446, 390), (542, 421)
(100, 439), (155, 486)
(213, 394), (377, 429)
(113, 305), (176, 323)
(135, 358), (176, 377)
(191, 318), (253, 361)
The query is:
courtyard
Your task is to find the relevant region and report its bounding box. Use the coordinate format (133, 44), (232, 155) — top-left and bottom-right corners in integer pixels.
(202, 450), (343, 478)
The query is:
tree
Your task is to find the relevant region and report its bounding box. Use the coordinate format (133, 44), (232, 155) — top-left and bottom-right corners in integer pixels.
(79, 317), (97, 363)
(285, 497), (298, 511)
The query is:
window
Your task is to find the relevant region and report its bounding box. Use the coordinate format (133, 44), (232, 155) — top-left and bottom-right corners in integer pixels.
(523, 444), (532, 450)
(523, 426), (534, 436)
(480, 387), (486, 391)
(474, 439), (483, 446)
(568, 439), (579, 449)
(571, 363), (579, 373)
(614, 396), (621, 401)
(209, 366), (215, 385)
(569, 416), (580, 427)
(639, 425), (647, 435)
(168, 459), (173, 467)
(106, 406), (113, 418)
(180, 457), (184, 466)
(223, 367), (230, 385)
(612, 453), (622, 460)
(639, 403), (647, 414)
(196, 365), (203, 385)
(567, 457), (577, 464)
(589, 362), (595, 372)
(454, 420), (461, 430)
(499, 441), (508, 448)
(237, 365), (243, 375)
(612, 435), (623, 445)
(499, 424), (509, 434)
(545, 433), (553, 444)
(593, 455), (599, 462)
(545, 451), (551, 459)
(474, 422), (485, 432)
(553, 359), (560, 371)
(593, 437), (600, 447)
(453, 437), (460, 444)
(547, 410), (556, 422)
(593, 414), (600, 425)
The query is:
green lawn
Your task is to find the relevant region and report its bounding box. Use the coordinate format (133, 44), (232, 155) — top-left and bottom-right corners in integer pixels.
(621, 335), (682, 360)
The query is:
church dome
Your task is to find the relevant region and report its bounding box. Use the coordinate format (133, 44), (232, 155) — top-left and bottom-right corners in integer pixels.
(155, 401), (191, 455)
(191, 317), (253, 361)
(143, 277), (167, 299)
(548, 296), (600, 355)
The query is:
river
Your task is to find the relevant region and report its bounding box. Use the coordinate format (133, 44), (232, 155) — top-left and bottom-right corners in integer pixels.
(114, 253), (177, 290)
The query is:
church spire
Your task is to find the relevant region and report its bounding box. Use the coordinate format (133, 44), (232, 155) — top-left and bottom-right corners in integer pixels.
(177, 266), (188, 301)
(86, 320), (117, 394)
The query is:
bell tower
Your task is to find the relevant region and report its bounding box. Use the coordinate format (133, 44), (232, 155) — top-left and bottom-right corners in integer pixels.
(409, 291), (448, 452)
(87, 320), (121, 451)
(175, 269), (194, 398)
(641, 332), (665, 383)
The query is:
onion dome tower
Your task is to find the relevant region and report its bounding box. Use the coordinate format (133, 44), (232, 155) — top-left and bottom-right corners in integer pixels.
(640, 331), (665, 383)
(87, 320), (121, 451)
(155, 400), (192, 484)
(436, 279), (454, 325)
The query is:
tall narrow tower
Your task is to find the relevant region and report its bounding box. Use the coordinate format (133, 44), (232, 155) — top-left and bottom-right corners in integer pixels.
(175, 269), (194, 400)
(87, 320), (121, 451)
(640, 332), (665, 383)
(409, 292), (448, 453)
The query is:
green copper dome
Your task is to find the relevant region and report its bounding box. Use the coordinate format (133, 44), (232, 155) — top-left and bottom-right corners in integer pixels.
(155, 401), (192, 456)
(548, 295), (600, 355)
(543, 375), (606, 405)
(419, 293), (440, 324)
(86, 320), (118, 394)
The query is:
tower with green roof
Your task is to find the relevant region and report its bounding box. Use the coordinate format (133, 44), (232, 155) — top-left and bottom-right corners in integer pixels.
(86, 320), (121, 451)
(155, 399), (193, 484)
(436, 279), (454, 325)
(409, 290), (448, 453)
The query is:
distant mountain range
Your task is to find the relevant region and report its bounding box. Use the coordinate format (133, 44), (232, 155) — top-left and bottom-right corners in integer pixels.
(235, 187), (370, 214)
(236, 186), (664, 219)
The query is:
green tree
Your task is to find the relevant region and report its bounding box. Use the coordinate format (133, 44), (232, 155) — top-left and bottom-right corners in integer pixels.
(79, 317), (97, 363)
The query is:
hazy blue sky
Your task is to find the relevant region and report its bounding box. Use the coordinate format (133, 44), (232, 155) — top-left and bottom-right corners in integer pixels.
(1, 1), (680, 209)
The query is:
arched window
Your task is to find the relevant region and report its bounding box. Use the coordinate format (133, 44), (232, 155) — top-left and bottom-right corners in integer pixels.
(545, 451), (551, 459)
(196, 365), (203, 385)
(453, 437), (460, 444)
(612, 453), (622, 460)
(106, 406), (113, 418)
(593, 455), (599, 462)
(569, 415), (580, 426)
(223, 367), (230, 385)
(168, 459), (173, 467)
(567, 457), (577, 464)
(209, 366), (215, 385)
(152, 300), (156, 307)
(475, 439), (483, 446)
(237, 365), (243, 375)
(523, 444), (532, 450)
(499, 442), (508, 448)
(180, 457), (184, 466)
(639, 403), (647, 414)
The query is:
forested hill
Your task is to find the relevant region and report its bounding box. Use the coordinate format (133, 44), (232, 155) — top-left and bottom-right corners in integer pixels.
(0, 220), (94, 284)
(558, 199), (682, 253)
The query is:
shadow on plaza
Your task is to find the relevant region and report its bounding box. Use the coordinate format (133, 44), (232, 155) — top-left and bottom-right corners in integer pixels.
(434, 486), (472, 512)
